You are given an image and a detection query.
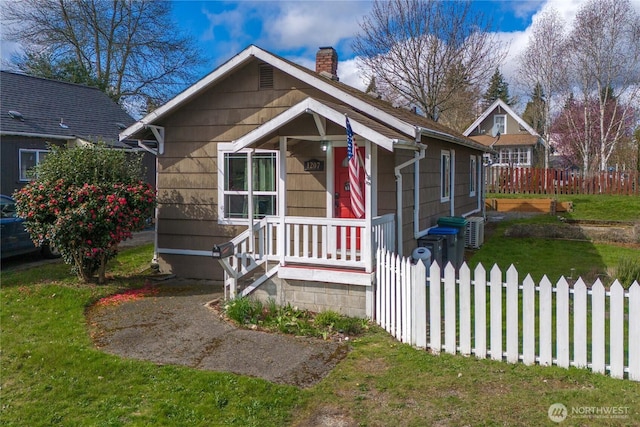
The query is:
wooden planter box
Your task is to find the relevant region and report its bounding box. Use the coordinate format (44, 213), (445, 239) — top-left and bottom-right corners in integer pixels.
(485, 199), (573, 214)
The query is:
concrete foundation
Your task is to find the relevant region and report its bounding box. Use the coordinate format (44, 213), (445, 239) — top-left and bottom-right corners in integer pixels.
(251, 277), (369, 318)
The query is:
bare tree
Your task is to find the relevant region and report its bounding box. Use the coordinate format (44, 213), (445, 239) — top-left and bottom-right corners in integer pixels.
(352, 0), (506, 127)
(3, 0), (204, 115)
(516, 7), (568, 170)
(566, 0), (640, 173)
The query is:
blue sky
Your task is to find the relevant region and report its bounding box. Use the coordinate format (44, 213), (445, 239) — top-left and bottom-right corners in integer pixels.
(171, 1), (540, 81)
(4, 0), (636, 102)
(166, 0), (594, 97)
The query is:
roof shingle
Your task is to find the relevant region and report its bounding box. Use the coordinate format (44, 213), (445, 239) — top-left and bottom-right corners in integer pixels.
(0, 71), (133, 147)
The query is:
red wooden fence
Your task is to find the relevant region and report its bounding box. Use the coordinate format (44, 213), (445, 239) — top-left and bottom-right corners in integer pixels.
(486, 167), (639, 195)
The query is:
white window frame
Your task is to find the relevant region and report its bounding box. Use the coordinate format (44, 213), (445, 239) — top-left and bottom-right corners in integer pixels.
(494, 114), (506, 135)
(497, 147), (531, 166)
(440, 150), (451, 202)
(19, 148), (49, 181)
(217, 147), (279, 225)
(469, 155), (477, 197)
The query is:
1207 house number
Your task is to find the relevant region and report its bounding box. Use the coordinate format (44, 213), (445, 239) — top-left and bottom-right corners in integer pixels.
(304, 159), (324, 171)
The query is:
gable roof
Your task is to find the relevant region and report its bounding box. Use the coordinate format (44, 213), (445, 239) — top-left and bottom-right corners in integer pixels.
(463, 98), (539, 138)
(1, 71), (134, 147)
(469, 134), (541, 148)
(230, 97), (416, 153)
(120, 44), (487, 153)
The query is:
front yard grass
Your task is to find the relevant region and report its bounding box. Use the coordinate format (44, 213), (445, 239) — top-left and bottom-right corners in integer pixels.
(468, 214), (639, 284)
(487, 193), (640, 221)
(475, 194), (640, 283)
(2, 243), (639, 426)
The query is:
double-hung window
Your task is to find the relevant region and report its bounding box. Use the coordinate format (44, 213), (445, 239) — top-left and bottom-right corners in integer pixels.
(440, 150), (451, 202)
(19, 149), (49, 181)
(219, 149), (278, 224)
(494, 115), (506, 135)
(469, 155), (477, 197)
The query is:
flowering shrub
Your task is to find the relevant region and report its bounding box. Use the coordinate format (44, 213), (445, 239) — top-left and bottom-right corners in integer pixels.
(13, 143), (155, 284)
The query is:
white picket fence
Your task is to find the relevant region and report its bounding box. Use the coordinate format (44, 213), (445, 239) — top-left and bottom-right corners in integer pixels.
(374, 249), (640, 381)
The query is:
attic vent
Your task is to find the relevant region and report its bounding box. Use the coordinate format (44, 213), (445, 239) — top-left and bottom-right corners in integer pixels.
(8, 110), (24, 121)
(116, 122), (127, 130)
(259, 64), (274, 89)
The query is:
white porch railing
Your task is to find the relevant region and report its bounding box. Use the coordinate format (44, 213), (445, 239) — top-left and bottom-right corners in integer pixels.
(218, 214), (395, 297)
(375, 248), (640, 382)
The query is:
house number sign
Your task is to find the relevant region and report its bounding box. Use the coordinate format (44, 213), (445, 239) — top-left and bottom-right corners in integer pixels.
(304, 159), (324, 171)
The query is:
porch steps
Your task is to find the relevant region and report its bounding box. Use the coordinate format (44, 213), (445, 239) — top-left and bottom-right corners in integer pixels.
(240, 264), (279, 297)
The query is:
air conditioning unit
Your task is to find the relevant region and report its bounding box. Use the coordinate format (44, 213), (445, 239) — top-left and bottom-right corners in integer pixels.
(465, 217), (485, 249)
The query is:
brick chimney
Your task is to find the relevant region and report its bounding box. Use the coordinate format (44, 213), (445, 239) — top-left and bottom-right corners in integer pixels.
(315, 47), (339, 81)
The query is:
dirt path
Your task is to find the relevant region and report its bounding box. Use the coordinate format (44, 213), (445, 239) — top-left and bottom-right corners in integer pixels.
(86, 280), (349, 388)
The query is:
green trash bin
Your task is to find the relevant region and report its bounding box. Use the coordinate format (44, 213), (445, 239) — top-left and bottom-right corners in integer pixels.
(437, 217), (468, 269)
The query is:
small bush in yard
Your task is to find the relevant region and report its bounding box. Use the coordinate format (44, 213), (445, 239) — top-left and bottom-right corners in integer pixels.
(224, 296), (263, 324)
(614, 255), (640, 288)
(13, 143), (155, 284)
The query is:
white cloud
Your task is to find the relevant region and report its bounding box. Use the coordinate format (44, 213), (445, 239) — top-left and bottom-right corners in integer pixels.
(337, 58), (368, 91)
(495, 0), (600, 110)
(258, 1), (373, 55)
(0, 40), (22, 69)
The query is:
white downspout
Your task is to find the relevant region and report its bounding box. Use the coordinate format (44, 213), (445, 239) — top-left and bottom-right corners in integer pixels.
(450, 149), (455, 216)
(394, 145), (426, 257)
(413, 146), (427, 238)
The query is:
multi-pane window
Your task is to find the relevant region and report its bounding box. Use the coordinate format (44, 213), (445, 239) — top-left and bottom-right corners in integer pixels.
(19, 149), (49, 181)
(469, 155), (477, 196)
(498, 148), (530, 166)
(221, 151), (278, 221)
(441, 150), (451, 201)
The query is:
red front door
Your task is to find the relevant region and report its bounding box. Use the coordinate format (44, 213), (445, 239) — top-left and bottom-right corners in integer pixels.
(334, 146), (365, 249)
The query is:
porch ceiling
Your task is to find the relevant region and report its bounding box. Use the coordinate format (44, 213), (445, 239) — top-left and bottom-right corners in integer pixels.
(229, 97), (417, 153)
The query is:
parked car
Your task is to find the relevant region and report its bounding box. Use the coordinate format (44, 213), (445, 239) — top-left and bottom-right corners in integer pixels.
(1, 195), (59, 259)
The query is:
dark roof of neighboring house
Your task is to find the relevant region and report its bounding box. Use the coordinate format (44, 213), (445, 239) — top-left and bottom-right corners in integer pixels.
(0, 71), (134, 147)
(470, 134), (541, 147)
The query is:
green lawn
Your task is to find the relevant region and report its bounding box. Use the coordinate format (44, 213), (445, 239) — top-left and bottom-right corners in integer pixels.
(488, 193), (640, 221)
(475, 194), (640, 283)
(2, 243), (639, 426)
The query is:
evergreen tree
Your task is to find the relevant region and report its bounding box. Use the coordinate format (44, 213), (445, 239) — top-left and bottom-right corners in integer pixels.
(522, 82), (546, 135)
(482, 68), (512, 107)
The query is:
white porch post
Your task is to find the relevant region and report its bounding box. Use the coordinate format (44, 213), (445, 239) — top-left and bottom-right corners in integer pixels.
(364, 140), (373, 273)
(247, 150), (254, 253)
(278, 137), (287, 266)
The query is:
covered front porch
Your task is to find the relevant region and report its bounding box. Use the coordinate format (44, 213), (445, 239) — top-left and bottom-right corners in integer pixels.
(217, 213), (395, 298)
(215, 97), (421, 299)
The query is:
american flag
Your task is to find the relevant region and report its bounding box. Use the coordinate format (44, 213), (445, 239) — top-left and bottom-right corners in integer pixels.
(346, 117), (364, 218)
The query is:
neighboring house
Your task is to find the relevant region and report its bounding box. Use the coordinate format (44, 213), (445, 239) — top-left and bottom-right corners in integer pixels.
(463, 99), (545, 168)
(0, 71), (155, 196)
(120, 45), (490, 317)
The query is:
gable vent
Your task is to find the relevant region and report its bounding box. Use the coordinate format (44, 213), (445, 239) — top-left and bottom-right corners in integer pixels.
(259, 64), (274, 89)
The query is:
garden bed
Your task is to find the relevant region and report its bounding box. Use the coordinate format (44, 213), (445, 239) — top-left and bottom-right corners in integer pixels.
(486, 198), (573, 213)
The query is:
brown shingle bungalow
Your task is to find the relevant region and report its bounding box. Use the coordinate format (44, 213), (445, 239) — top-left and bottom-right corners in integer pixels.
(120, 45), (490, 317)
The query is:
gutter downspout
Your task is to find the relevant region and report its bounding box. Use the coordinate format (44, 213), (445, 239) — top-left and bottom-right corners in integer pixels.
(394, 143), (427, 257)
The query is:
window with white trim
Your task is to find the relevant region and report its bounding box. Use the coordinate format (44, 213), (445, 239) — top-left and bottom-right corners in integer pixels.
(469, 155), (477, 196)
(19, 149), (49, 181)
(440, 150), (451, 202)
(498, 148), (531, 166)
(494, 114), (506, 135)
(219, 149), (278, 223)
